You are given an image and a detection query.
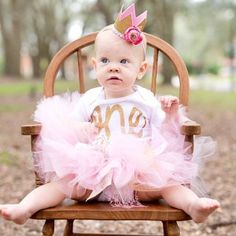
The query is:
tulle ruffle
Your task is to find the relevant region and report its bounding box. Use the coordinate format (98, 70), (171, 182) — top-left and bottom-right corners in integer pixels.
(33, 92), (216, 206)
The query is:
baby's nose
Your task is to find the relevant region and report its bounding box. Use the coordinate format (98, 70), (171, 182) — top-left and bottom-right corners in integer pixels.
(109, 64), (120, 72)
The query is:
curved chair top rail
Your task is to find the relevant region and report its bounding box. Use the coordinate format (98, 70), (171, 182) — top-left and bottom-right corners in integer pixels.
(43, 32), (189, 106)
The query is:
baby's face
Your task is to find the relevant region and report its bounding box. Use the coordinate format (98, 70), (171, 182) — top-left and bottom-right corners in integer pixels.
(92, 29), (147, 98)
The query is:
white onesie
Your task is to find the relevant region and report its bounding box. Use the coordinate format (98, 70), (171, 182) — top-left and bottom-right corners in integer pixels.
(72, 85), (165, 139)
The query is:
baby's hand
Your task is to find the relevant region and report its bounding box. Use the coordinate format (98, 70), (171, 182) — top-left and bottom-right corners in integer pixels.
(159, 95), (179, 115)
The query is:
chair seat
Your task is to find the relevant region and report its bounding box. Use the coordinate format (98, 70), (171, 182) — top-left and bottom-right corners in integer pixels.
(31, 200), (191, 221)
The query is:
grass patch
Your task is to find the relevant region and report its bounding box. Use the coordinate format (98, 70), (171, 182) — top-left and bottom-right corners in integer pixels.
(0, 79), (235, 111)
(190, 90), (236, 111)
(0, 151), (14, 165)
(0, 80), (74, 96)
(0, 79), (99, 96)
(0, 104), (28, 112)
(155, 85), (236, 111)
(0, 81), (41, 96)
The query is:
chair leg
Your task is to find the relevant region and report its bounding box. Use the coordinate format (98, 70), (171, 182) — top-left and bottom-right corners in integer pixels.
(42, 219), (55, 236)
(63, 219), (74, 236)
(162, 221), (180, 236)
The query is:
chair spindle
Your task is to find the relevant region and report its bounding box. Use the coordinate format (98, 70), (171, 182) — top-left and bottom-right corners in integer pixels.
(151, 48), (160, 95)
(77, 49), (85, 93)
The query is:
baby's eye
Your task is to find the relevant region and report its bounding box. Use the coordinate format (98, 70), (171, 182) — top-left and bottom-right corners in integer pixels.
(101, 57), (109, 64)
(120, 59), (129, 64)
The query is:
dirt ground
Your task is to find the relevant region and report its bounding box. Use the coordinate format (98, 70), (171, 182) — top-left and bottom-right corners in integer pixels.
(0, 93), (236, 236)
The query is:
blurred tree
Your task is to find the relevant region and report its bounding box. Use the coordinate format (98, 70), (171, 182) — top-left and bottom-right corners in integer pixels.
(139, 0), (187, 84)
(0, 0), (27, 78)
(24, 0), (74, 78)
(1, 0), (235, 81)
(0, 0), (75, 79)
(176, 0), (236, 74)
(77, 0), (123, 34)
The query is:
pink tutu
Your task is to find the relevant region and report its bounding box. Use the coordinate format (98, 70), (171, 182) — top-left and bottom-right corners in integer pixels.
(33, 92), (216, 206)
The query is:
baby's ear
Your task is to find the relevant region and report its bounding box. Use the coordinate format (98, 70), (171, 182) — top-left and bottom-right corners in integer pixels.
(137, 61), (148, 80)
(139, 60), (148, 77)
(91, 57), (97, 69)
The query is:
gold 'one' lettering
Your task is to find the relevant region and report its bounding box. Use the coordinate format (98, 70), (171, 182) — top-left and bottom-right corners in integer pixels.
(91, 106), (103, 132)
(91, 104), (125, 138)
(128, 107), (147, 137)
(91, 104), (147, 138)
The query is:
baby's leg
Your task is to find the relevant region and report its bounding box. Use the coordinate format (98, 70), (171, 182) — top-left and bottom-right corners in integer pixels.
(71, 184), (92, 201)
(161, 185), (220, 223)
(0, 181), (66, 224)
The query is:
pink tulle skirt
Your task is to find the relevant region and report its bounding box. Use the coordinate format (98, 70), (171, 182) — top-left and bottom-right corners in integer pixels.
(33, 92), (216, 206)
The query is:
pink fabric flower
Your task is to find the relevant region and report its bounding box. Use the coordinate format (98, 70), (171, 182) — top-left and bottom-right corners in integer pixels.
(123, 26), (143, 45)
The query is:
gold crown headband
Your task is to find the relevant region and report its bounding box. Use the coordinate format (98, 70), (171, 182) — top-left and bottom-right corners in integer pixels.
(113, 4), (147, 45)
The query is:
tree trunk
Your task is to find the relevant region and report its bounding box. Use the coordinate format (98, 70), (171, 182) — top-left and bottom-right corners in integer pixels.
(157, 1), (175, 85)
(32, 55), (41, 79)
(0, 1), (23, 78)
(3, 34), (21, 77)
(95, 0), (122, 24)
(144, 0), (176, 85)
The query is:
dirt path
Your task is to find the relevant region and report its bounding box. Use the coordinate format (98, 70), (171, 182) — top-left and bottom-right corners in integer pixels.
(0, 95), (236, 235)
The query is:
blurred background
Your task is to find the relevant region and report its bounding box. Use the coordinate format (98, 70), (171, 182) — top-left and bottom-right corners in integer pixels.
(0, 0), (236, 235)
(0, 0), (235, 88)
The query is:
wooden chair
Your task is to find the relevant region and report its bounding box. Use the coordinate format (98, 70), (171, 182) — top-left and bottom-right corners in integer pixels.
(21, 32), (201, 236)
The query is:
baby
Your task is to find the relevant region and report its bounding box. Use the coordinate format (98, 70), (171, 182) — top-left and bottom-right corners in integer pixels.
(0, 4), (219, 225)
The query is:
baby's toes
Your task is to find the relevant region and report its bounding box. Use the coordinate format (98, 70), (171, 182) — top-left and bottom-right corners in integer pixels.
(209, 200), (220, 210)
(203, 198), (220, 209)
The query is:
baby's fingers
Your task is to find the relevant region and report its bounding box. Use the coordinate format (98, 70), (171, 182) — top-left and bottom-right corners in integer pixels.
(168, 97), (179, 107)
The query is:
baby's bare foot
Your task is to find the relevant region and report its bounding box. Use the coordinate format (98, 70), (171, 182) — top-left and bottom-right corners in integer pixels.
(0, 204), (31, 224)
(188, 198), (220, 223)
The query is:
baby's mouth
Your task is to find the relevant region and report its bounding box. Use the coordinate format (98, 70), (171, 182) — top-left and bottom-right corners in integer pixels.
(107, 76), (122, 81)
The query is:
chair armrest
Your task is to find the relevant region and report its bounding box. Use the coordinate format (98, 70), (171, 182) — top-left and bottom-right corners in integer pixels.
(21, 121), (200, 136)
(180, 120), (201, 135)
(21, 123), (42, 135)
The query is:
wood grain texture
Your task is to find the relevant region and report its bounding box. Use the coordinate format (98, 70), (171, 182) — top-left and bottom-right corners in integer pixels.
(31, 201), (190, 221)
(21, 123), (42, 135)
(151, 48), (159, 95)
(63, 220), (74, 236)
(180, 121), (201, 135)
(42, 219), (54, 236)
(163, 221), (180, 236)
(77, 49), (85, 93)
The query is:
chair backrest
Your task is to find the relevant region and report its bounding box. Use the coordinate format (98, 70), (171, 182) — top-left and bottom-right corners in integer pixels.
(43, 32), (189, 106)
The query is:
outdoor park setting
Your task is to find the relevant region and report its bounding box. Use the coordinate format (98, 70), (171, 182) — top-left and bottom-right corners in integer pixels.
(0, 1), (236, 235)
